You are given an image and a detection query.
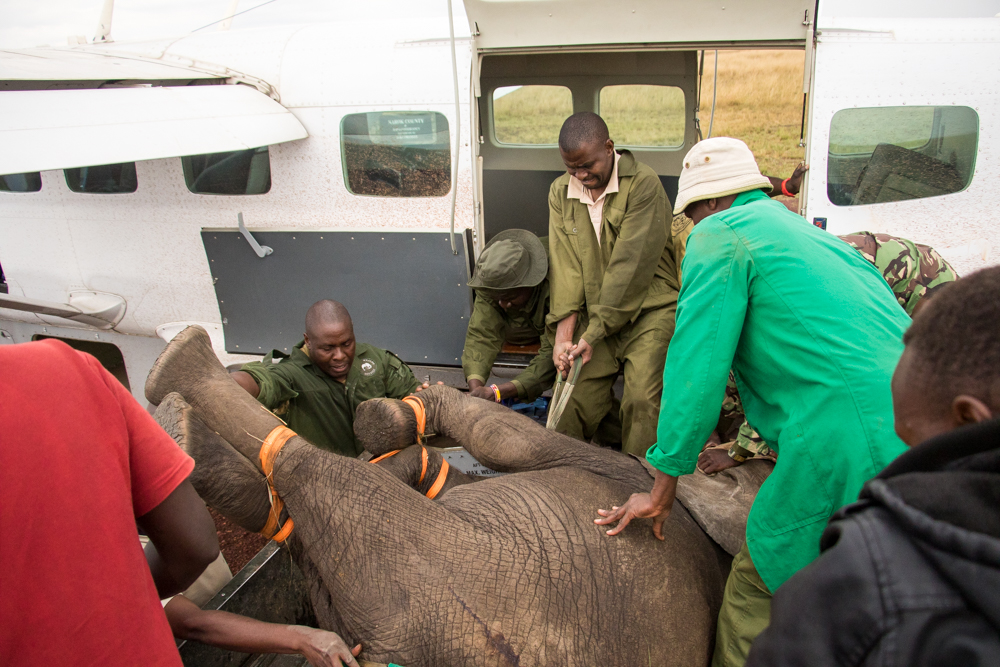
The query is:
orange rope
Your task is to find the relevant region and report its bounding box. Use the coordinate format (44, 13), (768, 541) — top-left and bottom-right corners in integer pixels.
(401, 395), (426, 441)
(425, 459), (450, 500)
(258, 425), (297, 542)
(419, 445), (428, 484)
(369, 449), (402, 464)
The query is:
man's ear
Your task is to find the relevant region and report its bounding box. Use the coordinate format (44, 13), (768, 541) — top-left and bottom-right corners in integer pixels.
(605, 138), (615, 152)
(951, 395), (993, 426)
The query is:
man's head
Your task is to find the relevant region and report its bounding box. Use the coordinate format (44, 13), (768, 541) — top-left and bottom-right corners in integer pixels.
(303, 300), (356, 382)
(674, 137), (772, 220)
(558, 112), (615, 191)
(468, 229), (547, 311)
(892, 266), (1000, 446)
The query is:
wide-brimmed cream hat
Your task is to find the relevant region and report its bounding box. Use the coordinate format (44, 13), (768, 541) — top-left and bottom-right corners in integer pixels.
(673, 137), (772, 215)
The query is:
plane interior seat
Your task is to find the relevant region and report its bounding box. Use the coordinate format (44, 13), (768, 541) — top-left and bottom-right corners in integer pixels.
(852, 142), (965, 206)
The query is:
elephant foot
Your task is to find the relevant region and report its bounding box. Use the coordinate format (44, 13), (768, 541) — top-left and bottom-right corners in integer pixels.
(354, 397), (418, 456)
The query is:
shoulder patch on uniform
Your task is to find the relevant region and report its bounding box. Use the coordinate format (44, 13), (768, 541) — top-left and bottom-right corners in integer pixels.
(359, 358), (377, 376)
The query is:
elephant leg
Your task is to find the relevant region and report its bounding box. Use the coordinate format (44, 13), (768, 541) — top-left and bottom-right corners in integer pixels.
(145, 325), (295, 466)
(373, 445), (473, 498)
(153, 392), (272, 533)
(355, 385), (652, 491)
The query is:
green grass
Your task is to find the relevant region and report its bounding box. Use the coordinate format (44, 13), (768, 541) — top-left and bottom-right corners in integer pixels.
(492, 50), (809, 179)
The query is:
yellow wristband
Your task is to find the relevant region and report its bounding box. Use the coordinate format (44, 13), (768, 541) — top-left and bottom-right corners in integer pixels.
(490, 384), (501, 402)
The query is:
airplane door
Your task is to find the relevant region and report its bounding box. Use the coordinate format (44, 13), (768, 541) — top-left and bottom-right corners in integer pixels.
(202, 229), (472, 366)
(802, 0), (1000, 276)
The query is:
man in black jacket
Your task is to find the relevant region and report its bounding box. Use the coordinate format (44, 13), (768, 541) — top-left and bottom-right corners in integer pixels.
(747, 265), (1000, 666)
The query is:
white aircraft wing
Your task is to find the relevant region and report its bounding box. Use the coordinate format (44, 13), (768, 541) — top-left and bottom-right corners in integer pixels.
(0, 83), (307, 175)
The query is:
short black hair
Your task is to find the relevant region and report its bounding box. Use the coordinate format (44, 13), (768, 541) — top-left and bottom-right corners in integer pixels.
(558, 112), (610, 153)
(904, 266), (1000, 406)
(305, 299), (353, 337)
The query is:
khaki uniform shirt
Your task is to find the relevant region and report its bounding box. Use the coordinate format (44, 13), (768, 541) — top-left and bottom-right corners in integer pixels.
(547, 150), (680, 346)
(462, 280), (556, 401)
(240, 341), (418, 457)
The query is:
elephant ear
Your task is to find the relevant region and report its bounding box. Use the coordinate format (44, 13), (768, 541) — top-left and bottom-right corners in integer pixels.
(633, 455), (773, 556)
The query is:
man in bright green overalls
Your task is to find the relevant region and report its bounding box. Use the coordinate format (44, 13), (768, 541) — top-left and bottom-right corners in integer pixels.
(595, 138), (910, 666)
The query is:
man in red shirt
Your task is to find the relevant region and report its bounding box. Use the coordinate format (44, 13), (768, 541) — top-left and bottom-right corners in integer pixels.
(0, 339), (219, 666)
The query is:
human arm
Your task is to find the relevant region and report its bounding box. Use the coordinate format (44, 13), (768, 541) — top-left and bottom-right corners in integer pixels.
(766, 163), (808, 198)
(580, 175), (670, 346)
(382, 351), (421, 397)
(546, 180), (587, 337)
(165, 595), (361, 667)
(552, 312), (578, 375)
(511, 329), (557, 401)
(230, 371), (260, 398)
(139, 480), (220, 598)
(462, 294), (507, 392)
(238, 361), (299, 409)
(594, 469), (678, 539)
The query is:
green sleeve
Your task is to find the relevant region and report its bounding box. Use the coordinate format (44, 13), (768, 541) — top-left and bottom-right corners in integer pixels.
(582, 174), (669, 346)
(462, 295), (507, 384)
(645, 218), (750, 476)
(511, 331), (557, 401)
(546, 180), (587, 329)
(239, 361), (299, 410)
(382, 351), (420, 398)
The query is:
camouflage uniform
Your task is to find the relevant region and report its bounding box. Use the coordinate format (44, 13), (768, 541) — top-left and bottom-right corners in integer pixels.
(720, 231), (959, 460)
(839, 232), (959, 316)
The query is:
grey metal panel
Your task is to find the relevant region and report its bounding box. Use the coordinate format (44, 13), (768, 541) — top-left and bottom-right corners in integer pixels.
(202, 231), (470, 366)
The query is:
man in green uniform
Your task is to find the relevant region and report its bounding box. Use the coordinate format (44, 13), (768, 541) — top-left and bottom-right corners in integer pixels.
(698, 230), (959, 474)
(595, 138), (910, 667)
(231, 300), (420, 457)
(463, 229), (556, 403)
(547, 112), (679, 456)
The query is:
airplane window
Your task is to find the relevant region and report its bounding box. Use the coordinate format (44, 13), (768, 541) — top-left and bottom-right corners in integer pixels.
(828, 106), (978, 207)
(600, 85), (686, 148)
(0, 172), (42, 193)
(64, 163), (137, 194)
(340, 111), (451, 197)
(182, 147), (271, 196)
(493, 85), (572, 145)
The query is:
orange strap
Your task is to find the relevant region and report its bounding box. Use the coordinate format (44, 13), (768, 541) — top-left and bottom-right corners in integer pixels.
(401, 395), (426, 441)
(425, 459), (450, 500)
(370, 449), (401, 464)
(258, 425), (297, 542)
(370, 444), (447, 499)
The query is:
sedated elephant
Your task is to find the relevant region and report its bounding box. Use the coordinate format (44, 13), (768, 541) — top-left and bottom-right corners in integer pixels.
(147, 326), (770, 667)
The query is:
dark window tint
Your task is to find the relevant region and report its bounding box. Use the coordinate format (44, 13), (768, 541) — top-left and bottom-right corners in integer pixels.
(0, 172), (42, 193)
(65, 163), (137, 194)
(31, 335), (130, 390)
(182, 147), (271, 195)
(828, 106), (978, 207)
(341, 111), (451, 197)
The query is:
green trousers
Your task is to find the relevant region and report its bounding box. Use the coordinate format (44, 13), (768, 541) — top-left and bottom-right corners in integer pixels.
(556, 305), (676, 457)
(712, 542), (772, 667)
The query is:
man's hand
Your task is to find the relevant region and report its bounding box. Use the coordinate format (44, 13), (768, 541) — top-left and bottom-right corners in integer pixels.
(568, 338), (593, 366)
(289, 626), (361, 667)
(553, 339), (574, 375)
(414, 381), (444, 393)
(469, 385), (496, 400)
(595, 471), (678, 540)
(553, 313), (579, 376)
(785, 163), (810, 195)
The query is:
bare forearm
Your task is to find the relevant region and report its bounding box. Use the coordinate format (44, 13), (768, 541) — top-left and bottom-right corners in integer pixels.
(172, 607), (303, 654)
(555, 313), (578, 347)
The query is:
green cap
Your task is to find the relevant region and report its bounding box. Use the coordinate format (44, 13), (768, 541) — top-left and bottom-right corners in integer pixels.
(468, 229), (547, 290)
